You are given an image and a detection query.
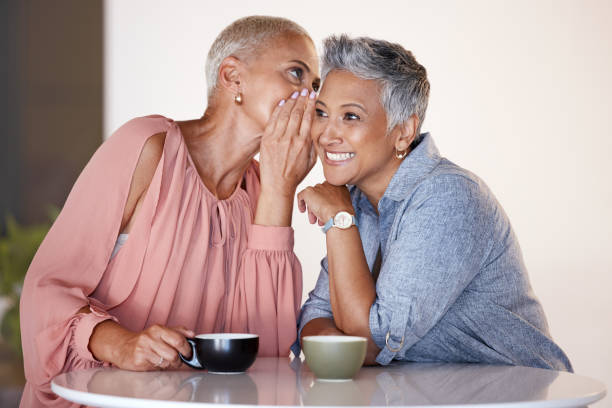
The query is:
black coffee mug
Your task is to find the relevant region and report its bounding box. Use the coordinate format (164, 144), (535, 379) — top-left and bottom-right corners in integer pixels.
(179, 333), (259, 373)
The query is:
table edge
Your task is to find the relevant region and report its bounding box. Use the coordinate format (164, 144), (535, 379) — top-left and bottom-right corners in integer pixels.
(51, 377), (607, 408)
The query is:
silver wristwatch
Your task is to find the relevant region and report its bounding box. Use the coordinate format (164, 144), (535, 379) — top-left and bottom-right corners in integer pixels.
(321, 211), (358, 233)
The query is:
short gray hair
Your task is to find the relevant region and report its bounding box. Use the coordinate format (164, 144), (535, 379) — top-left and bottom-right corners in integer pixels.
(206, 16), (311, 98)
(321, 35), (430, 140)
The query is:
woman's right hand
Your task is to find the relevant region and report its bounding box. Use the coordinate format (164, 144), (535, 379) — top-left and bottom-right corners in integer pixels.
(90, 321), (194, 371)
(254, 88), (318, 227)
(258, 88), (318, 198)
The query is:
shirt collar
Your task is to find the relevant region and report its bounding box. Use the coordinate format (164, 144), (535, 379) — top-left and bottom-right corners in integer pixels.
(383, 132), (441, 202)
(352, 133), (441, 212)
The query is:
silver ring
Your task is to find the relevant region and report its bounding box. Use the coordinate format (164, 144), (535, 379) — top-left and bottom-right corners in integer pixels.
(385, 331), (404, 353)
(156, 356), (164, 367)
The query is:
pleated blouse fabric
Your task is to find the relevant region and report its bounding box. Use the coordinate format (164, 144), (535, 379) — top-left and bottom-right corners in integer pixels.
(19, 115), (302, 407)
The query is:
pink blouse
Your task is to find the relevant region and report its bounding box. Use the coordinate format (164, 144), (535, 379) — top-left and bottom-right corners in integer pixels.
(19, 115), (302, 407)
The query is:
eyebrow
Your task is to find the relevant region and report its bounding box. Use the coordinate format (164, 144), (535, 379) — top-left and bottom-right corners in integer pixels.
(290, 60), (311, 73)
(341, 103), (367, 112)
(290, 60), (321, 88)
(315, 101), (368, 114)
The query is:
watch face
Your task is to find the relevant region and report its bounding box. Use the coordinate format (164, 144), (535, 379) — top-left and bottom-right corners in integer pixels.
(334, 211), (353, 229)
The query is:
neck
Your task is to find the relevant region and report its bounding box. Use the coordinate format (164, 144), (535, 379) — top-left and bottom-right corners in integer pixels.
(357, 155), (406, 213)
(179, 102), (262, 199)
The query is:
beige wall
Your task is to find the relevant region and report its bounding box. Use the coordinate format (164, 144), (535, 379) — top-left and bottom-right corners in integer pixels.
(105, 0), (612, 404)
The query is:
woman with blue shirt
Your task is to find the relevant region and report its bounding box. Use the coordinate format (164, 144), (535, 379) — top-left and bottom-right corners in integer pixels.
(295, 34), (572, 371)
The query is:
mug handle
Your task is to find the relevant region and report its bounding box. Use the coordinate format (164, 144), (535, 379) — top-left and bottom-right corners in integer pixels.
(179, 338), (204, 369)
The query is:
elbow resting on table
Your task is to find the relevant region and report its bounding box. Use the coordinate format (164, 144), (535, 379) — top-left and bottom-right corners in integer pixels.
(336, 307), (380, 366)
(334, 304), (372, 337)
(336, 318), (370, 339)
(336, 315), (381, 366)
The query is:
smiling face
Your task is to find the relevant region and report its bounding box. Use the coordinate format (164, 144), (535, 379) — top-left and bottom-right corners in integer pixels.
(312, 70), (401, 195)
(240, 33), (320, 131)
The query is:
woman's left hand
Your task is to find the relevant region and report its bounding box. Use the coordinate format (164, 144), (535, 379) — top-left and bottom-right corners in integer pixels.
(297, 182), (354, 226)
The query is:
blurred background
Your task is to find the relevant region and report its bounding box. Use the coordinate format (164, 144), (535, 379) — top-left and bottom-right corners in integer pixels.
(1, 0), (611, 407)
(1, 0), (102, 406)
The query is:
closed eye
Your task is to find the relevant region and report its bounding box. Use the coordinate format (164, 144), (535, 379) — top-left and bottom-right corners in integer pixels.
(315, 109), (328, 118)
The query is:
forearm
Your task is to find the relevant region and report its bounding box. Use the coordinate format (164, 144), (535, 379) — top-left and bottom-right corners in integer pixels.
(326, 226), (376, 335)
(254, 189), (294, 227)
(88, 319), (131, 365)
(76, 305), (125, 365)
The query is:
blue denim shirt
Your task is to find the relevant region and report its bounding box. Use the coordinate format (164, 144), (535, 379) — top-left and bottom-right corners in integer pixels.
(294, 133), (572, 371)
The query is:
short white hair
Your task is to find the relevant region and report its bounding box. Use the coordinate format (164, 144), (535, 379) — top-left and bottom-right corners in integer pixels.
(205, 16), (311, 99)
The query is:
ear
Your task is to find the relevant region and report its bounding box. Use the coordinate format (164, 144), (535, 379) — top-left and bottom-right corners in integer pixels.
(391, 114), (419, 152)
(217, 56), (243, 96)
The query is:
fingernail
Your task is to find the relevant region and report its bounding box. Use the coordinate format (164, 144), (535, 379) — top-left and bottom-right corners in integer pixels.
(279, 99), (286, 106)
(301, 88), (308, 96)
(309, 91), (316, 99)
(291, 91), (299, 99)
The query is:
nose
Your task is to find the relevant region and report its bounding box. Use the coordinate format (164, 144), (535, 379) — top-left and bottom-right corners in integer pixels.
(303, 84), (317, 94)
(316, 120), (342, 147)
(304, 70), (320, 93)
(308, 81), (320, 94)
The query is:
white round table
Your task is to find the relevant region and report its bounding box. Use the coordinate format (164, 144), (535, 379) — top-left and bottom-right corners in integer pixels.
(51, 357), (606, 408)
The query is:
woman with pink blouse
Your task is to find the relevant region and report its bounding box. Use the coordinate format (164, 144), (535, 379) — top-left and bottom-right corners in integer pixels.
(19, 16), (320, 407)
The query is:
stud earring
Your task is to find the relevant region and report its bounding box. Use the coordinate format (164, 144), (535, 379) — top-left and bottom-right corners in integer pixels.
(234, 92), (243, 105)
(395, 148), (408, 159)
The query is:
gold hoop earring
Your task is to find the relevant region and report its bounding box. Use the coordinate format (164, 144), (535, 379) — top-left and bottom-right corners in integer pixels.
(395, 148), (407, 159)
(234, 92), (243, 105)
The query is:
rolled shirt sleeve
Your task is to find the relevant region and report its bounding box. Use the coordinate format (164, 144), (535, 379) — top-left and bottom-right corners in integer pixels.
(369, 175), (492, 364)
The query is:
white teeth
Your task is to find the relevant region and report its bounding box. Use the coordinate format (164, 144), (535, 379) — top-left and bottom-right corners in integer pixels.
(326, 151), (355, 161)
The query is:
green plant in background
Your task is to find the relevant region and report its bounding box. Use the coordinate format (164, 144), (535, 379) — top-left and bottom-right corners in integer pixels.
(0, 207), (58, 360)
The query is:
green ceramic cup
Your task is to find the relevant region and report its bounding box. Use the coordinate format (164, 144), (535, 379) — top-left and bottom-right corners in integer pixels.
(302, 336), (367, 381)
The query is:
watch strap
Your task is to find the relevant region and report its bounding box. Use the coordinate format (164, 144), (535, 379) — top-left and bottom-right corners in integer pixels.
(322, 217), (335, 234)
